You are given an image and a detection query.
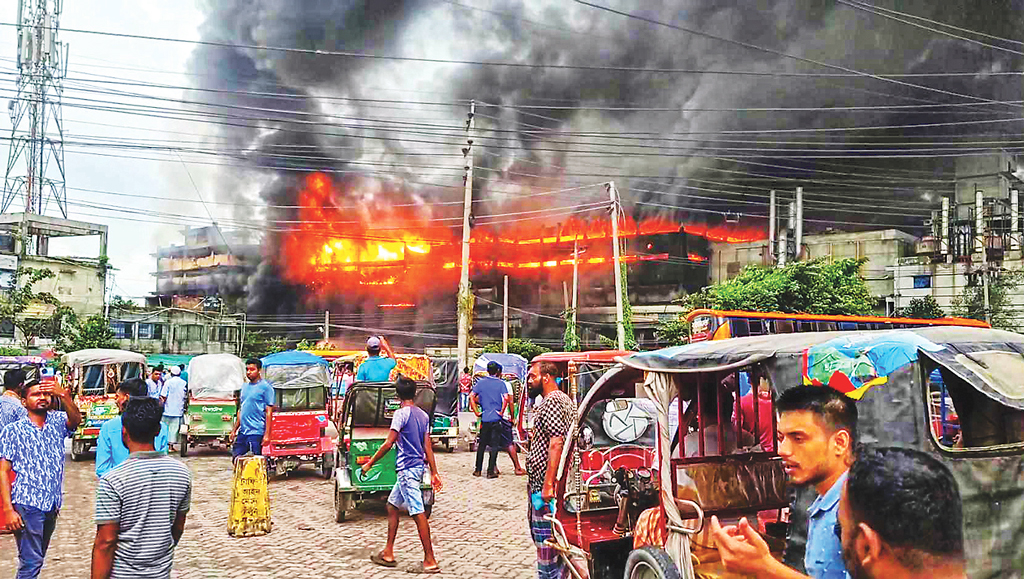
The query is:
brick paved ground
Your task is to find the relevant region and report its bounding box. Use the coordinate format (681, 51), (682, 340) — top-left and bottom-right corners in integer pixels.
(0, 441), (538, 578)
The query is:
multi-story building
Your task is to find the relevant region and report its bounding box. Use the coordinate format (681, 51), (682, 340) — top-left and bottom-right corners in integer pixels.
(150, 226), (260, 310)
(108, 306), (244, 355)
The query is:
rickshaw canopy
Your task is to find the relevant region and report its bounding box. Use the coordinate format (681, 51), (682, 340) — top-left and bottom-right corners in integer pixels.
(61, 349), (146, 367)
(262, 350), (331, 391)
(473, 353), (528, 381)
(187, 353), (246, 399)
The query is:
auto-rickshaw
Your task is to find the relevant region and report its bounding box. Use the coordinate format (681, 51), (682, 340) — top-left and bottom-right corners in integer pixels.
(541, 327), (1024, 579)
(333, 380), (437, 522)
(467, 352), (528, 453)
(316, 349), (434, 423)
(179, 353), (245, 456)
(430, 357), (460, 452)
(261, 350), (337, 478)
(0, 355), (47, 392)
(61, 349), (147, 461)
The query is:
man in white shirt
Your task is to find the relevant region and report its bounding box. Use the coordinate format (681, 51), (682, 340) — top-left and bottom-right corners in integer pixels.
(159, 367), (188, 452)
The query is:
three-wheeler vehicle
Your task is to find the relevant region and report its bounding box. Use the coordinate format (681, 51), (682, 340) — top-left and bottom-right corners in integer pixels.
(333, 380), (437, 522)
(430, 357), (460, 452)
(541, 327), (1024, 579)
(62, 349), (147, 461)
(261, 350), (337, 478)
(317, 350), (434, 423)
(179, 353), (245, 456)
(467, 352), (528, 453)
(0, 355), (47, 392)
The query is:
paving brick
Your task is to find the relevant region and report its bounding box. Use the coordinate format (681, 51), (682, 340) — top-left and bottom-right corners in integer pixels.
(0, 446), (538, 578)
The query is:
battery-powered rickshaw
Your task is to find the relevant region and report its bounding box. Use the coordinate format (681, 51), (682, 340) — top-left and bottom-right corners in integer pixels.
(540, 327), (1024, 579)
(430, 357), (460, 452)
(0, 355), (47, 392)
(261, 350), (338, 478)
(333, 380), (437, 522)
(62, 349), (147, 461)
(179, 353), (245, 456)
(467, 353), (528, 453)
(317, 350), (434, 424)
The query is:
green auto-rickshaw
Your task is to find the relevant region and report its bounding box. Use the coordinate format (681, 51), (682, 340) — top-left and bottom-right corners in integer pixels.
(333, 380), (436, 522)
(179, 353), (245, 456)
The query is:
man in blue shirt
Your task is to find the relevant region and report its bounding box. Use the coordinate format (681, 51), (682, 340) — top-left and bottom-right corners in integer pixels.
(146, 366), (164, 400)
(0, 369), (28, 432)
(160, 366), (188, 452)
(711, 385), (856, 579)
(356, 337), (397, 382)
(231, 358), (275, 459)
(0, 378), (83, 578)
(95, 378), (168, 478)
(471, 361), (508, 479)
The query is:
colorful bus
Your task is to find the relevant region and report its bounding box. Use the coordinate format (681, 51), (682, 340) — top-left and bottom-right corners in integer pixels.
(686, 309), (990, 343)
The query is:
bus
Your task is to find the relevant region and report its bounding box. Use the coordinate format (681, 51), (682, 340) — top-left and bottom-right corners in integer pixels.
(686, 309), (990, 343)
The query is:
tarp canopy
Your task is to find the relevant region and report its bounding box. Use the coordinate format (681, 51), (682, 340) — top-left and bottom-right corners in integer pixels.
(262, 350), (329, 367)
(62, 349), (146, 367)
(431, 357), (460, 417)
(146, 354), (195, 368)
(187, 354), (246, 399)
(473, 353), (528, 381)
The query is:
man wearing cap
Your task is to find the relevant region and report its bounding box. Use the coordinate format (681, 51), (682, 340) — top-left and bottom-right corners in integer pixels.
(159, 366), (188, 452)
(356, 337), (397, 383)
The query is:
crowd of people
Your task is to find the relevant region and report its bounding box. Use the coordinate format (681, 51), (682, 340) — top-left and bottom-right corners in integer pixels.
(0, 346), (972, 579)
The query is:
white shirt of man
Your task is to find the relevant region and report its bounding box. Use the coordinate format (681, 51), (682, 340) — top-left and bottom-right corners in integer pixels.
(95, 451), (192, 578)
(160, 376), (188, 418)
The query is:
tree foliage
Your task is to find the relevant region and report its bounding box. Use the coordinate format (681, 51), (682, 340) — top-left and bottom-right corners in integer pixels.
(951, 270), (1024, 330)
(108, 295), (138, 312)
(655, 258), (877, 347)
(481, 338), (550, 361)
(897, 295), (945, 319)
(0, 267), (76, 349)
(240, 330), (288, 359)
(59, 314), (119, 352)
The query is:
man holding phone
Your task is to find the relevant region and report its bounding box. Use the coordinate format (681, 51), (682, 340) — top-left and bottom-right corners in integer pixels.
(0, 379), (82, 578)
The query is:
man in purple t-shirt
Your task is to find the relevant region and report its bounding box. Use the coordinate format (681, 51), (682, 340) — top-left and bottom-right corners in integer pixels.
(361, 376), (444, 574)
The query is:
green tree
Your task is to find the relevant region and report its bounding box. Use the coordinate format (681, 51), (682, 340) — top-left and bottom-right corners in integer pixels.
(59, 314), (119, 352)
(0, 267), (76, 349)
(108, 295), (137, 313)
(561, 309), (580, 352)
(653, 317), (689, 347)
(654, 258), (877, 346)
(951, 269), (1023, 330)
(897, 295), (945, 319)
(240, 330), (288, 359)
(481, 338), (550, 361)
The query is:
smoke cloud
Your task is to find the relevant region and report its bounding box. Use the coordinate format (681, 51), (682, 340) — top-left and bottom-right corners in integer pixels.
(186, 0), (1023, 317)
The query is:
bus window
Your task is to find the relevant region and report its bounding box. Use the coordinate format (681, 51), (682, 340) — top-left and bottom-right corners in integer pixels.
(775, 320), (795, 334)
(748, 320), (765, 336)
(857, 323), (869, 330)
(797, 321), (815, 333)
(730, 318), (750, 338)
(838, 322), (858, 331)
(819, 322), (838, 331)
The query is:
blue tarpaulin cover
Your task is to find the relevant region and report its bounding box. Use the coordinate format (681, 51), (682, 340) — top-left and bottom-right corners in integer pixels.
(261, 350), (329, 367)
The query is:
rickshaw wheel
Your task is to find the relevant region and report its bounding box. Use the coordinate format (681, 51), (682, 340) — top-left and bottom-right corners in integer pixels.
(624, 547), (681, 579)
(179, 438), (188, 458)
(320, 451), (334, 480)
(70, 440), (86, 462)
(334, 485), (354, 523)
(443, 438), (455, 453)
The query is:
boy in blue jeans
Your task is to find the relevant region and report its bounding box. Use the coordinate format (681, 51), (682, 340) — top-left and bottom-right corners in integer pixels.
(362, 376), (444, 574)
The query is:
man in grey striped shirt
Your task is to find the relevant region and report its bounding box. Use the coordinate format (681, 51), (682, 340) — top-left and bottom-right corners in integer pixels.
(91, 396), (191, 579)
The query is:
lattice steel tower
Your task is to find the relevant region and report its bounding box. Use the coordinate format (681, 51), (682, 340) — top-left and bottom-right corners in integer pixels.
(3, 0), (68, 249)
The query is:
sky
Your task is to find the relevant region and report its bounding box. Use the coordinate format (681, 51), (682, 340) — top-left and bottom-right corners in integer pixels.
(1, 1), (209, 301)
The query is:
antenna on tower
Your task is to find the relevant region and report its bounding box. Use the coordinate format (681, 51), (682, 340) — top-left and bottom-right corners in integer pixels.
(4, 0), (69, 255)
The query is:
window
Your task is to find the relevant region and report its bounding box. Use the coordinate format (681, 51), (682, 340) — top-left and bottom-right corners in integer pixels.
(797, 321), (815, 333)
(57, 286), (72, 296)
(926, 357), (1024, 452)
(217, 326), (237, 343)
(110, 321), (129, 339)
(138, 323), (163, 340)
(0, 319), (13, 338)
(775, 320), (795, 334)
(180, 324), (205, 342)
(730, 318), (750, 337)
(913, 275), (932, 289)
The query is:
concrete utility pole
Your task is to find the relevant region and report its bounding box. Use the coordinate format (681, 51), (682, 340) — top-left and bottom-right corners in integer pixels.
(571, 237), (580, 332)
(457, 101), (475, 371)
(608, 182), (626, 350)
(977, 190), (991, 324)
(502, 275), (509, 354)
(768, 190), (776, 263)
(323, 310), (329, 344)
(4, 0), (70, 255)
(795, 187), (804, 261)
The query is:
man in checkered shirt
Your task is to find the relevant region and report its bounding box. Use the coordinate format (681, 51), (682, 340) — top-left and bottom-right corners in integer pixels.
(525, 361), (574, 579)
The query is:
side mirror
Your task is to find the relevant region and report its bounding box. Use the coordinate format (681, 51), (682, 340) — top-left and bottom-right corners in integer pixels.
(580, 426), (594, 452)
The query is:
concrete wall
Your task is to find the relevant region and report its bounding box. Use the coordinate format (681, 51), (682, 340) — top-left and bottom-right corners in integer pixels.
(25, 256), (106, 316)
(709, 229), (918, 301)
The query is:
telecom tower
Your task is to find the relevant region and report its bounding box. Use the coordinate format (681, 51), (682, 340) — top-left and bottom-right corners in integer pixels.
(3, 0), (68, 254)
